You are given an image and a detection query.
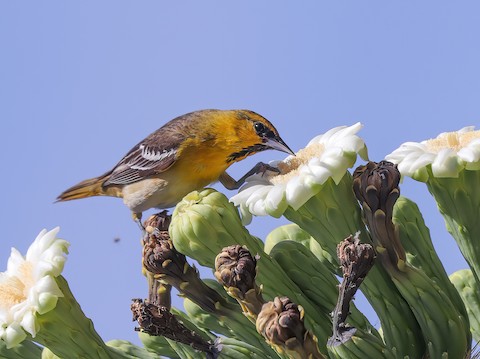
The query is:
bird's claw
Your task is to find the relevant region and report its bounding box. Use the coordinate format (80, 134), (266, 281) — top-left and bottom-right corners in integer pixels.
(255, 162), (281, 177)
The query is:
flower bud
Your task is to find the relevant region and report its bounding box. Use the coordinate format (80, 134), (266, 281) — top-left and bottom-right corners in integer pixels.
(256, 297), (323, 359)
(214, 245), (264, 322)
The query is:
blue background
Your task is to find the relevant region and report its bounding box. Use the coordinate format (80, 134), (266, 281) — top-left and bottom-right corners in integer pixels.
(1, 2), (479, 347)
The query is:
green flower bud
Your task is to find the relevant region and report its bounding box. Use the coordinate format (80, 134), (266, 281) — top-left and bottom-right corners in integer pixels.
(450, 269), (480, 342)
(171, 189), (333, 350)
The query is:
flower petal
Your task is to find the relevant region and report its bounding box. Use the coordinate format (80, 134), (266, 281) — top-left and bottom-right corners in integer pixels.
(19, 310), (37, 337)
(431, 149), (462, 178)
(1, 322), (26, 349)
(231, 123), (367, 219)
(264, 183), (288, 218)
(386, 126), (480, 181)
(6, 249), (25, 275)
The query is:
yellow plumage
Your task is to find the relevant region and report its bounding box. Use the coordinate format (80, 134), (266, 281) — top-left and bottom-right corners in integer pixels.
(57, 109), (293, 224)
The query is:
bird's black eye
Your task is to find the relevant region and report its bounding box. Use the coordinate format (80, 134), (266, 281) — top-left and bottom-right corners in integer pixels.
(254, 121), (266, 135)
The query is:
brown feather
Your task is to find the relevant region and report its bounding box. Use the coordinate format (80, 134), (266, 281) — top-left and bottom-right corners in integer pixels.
(56, 173), (122, 202)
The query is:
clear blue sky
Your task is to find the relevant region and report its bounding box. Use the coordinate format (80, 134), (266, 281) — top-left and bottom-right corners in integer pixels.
(1, 1), (479, 347)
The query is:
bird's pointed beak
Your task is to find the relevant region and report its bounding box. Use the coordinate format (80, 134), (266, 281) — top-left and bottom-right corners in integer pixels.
(265, 136), (296, 156)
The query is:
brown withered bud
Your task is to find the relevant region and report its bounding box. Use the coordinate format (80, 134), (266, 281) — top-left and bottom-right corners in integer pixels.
(143, 237), (186, 281)
(352, 161), (405, 268)
(142, 211), (171, 244)
(131, 299), (219, 359)
(142, 212), (173, 308)
(214, 245), (265, 321)
(214, 245), (258, 296)
(143, 234), (231, 315)
(329, 233), (375, 344)
(144, 211), (171, 232)
(337, 233), (376, 283)
(256, 297), (324, 359)
(352, 160), (400, 215)
(259, 297), (304, 345)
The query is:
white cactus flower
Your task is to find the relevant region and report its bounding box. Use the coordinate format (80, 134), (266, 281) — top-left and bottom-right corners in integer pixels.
(231, 123), (368, 223)
(385, 126), (480, 181)
(0, 228), (68, 348)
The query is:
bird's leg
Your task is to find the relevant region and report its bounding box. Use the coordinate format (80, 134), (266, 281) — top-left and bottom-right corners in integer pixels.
(132, 212), (148, 237)
(219, 162), (281, 190)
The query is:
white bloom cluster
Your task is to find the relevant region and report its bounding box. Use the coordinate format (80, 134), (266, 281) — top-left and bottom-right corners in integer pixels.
(386, 126), (480, 181)
(231, 123), (368, 223)
(0, 228), (69, 348)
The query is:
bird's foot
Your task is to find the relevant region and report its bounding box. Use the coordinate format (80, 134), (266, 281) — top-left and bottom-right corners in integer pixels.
(253, 162), (281, 177)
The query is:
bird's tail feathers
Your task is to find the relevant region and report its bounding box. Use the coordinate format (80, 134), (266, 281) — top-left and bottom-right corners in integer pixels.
(56, 175), (112, 202)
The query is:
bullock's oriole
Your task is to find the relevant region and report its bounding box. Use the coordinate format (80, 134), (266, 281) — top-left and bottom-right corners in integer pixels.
(57, 109), (294, 226)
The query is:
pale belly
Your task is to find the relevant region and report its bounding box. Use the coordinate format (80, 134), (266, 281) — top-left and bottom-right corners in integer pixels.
(120, 175), (214, 214)
(120, 147), (233, 214)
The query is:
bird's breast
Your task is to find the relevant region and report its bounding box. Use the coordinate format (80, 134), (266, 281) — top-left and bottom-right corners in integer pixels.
(121, 140), (235, 213)
(176, 141), (232, 181)
(121, 164), (227, 214)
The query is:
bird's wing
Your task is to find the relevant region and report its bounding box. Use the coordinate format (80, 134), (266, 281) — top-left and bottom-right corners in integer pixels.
(102, 113), (195, 186)
(104, 142), (179, 186)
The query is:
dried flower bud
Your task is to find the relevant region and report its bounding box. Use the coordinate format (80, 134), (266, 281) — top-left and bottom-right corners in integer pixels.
(353, 161), (405, 267)
(257, 297), (324, 358)
(337, 233), (376, 283)
(143, 237), (186, 280)
(330, 234), (375, 344)
(214, 245), (257, 296)
(142, 211), (171, 246)
(353, 160), (400, 215)
(214, 245), (264, 321)
(131, 299), (219, 359)
(143, 236), (230, 314)
(143, 211), (171, 233)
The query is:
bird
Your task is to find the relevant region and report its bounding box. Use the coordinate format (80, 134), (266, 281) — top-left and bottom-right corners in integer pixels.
(57, 109), (294, 228)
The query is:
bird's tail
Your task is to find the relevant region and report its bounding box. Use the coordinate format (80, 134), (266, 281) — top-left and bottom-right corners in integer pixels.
(56, 174), (115, 202)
